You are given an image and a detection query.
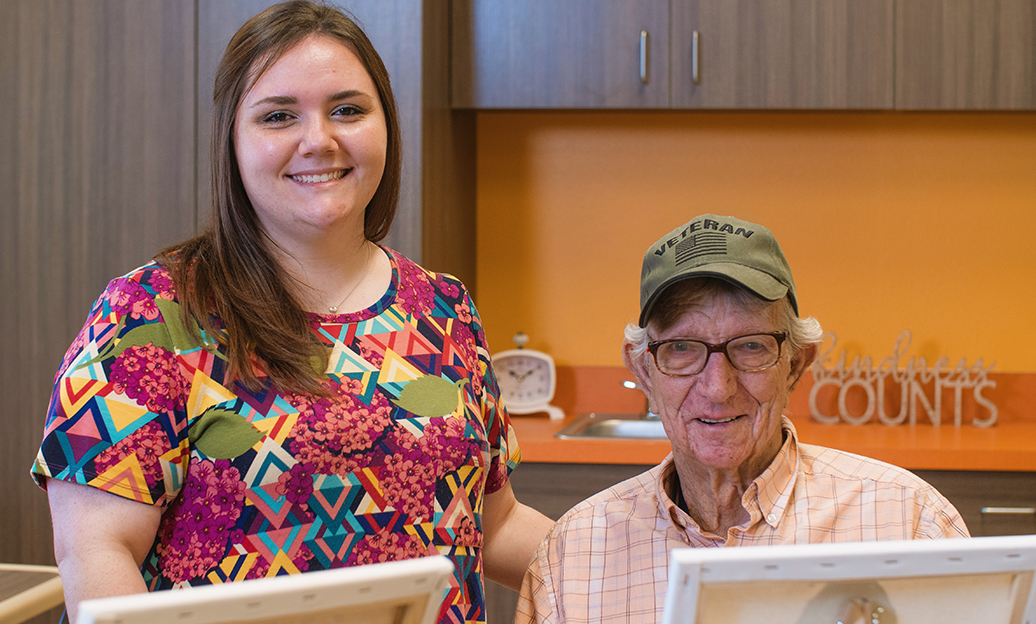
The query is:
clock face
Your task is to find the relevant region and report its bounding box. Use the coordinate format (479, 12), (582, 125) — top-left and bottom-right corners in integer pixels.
(494, 353), (555, 409)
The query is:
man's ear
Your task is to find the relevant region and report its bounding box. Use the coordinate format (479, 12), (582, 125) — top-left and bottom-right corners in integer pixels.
(788, 342), (817, 392)
(623, 340), (655, 410)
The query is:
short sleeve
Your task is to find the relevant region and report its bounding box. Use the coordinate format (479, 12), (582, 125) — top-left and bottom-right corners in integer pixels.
(515, 539), (557, 624)
(31, 264), (192, 507)
(461, 286), (520, 495)
(916, 488), (972, 539)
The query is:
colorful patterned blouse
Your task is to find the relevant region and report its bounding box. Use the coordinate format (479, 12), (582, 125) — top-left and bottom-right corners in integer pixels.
(32, 247), (519, 624)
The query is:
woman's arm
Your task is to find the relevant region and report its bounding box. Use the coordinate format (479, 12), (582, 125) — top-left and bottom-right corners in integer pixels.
(481, 480), (554, 591)
(47, 479), (163, 624)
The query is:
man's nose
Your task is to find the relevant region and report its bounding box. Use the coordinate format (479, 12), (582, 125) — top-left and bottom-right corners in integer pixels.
(695, 351), (738, 401)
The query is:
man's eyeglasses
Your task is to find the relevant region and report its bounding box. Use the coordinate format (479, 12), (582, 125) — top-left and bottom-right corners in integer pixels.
(647, 331), (788, 377)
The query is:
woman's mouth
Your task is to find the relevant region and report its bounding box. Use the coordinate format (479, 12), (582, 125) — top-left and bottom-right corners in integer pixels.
(289, 169), (349, 184)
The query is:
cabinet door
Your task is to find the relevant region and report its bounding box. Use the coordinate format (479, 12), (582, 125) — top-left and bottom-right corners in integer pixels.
(672, 0), (894, 109)
(452, 0), (669, 108)
(896, 0), (1036, 110)
(914, 471), (1036, 537)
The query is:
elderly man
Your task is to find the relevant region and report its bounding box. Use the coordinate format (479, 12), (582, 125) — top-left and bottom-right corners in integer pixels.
(514, 213), (968, 624)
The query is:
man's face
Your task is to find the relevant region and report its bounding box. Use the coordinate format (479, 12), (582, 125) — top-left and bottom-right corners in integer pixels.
(626, 291), (811, 480)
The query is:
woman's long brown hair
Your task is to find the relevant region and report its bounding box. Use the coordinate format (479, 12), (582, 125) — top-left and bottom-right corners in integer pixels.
(157, 1), (402, 394)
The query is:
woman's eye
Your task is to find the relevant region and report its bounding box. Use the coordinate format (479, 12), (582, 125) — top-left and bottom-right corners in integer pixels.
(332, 105), (363, 118)
(260, 111), (292, 124)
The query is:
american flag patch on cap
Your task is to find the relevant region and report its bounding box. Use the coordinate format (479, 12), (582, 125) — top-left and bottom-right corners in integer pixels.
(675, 232), (726, 266)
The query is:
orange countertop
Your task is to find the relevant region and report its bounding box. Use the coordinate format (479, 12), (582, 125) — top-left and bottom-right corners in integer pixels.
(511, 367), (1036, 471)
(511, 415), (1036, 471)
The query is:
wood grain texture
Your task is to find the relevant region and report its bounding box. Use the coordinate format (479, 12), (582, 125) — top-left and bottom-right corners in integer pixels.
(914, 471), (1036, 536)
(896, 0), (1036, 110)
(672, 0), (894, 109)
(1, 2), (195, 622)
(420, 2), (477, 290)
(352, 0), (425, 262)
(197, 0), (427, 262)
(0, 569), (60, 604)
(195, 0), (275, 262)
(452, 0), (670, 108)
(0, 568), (63, 624)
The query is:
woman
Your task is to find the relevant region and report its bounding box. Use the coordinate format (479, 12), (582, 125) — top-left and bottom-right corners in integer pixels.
(33, 3), (552, 623)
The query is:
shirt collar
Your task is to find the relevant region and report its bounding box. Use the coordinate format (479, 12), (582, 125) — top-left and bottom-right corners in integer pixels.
(748, 416), (799, 528)
(654, 417), (801, 532)
(655, 455), (691, 530)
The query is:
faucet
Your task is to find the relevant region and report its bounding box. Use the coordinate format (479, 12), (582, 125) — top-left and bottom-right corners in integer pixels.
(623, 380), (659, 420)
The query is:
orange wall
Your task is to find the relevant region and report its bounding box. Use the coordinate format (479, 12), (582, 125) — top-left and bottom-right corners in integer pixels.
(474, 112), (1036, 372)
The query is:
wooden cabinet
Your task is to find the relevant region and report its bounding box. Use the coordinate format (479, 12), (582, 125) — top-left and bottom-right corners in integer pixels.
(453, 0), (1034, 110)
(896, 0), (1036, 109)
(451, 0), (669, 108)
(915, 470), (1036, 536)
(451, 0), (893, 110)
(672, 0), (895, 109)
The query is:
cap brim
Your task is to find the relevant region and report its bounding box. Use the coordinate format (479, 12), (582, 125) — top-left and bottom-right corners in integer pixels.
(639, 263), (790, 326)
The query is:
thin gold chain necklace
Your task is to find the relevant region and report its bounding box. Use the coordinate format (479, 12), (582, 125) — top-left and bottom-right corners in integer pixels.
(328, 243), (372, 314)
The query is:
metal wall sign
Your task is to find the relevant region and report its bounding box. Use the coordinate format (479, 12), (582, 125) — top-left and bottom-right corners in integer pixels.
(809, 331), (998, 428)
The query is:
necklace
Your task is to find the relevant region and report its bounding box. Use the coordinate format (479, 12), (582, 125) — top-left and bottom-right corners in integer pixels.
(328, 243), (372, 314)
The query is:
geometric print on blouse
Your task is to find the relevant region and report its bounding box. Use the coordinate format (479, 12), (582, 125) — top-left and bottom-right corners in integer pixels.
(32, 247), (517, 624)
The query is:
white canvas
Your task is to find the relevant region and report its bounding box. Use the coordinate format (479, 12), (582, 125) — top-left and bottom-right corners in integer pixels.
(663, 535), (1036, 624)
(77, 555), (454, 624)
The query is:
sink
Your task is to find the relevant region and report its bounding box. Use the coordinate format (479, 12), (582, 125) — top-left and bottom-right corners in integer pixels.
(555, 412), (668, 440)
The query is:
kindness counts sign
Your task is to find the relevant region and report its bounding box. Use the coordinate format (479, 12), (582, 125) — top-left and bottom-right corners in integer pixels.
(809, 331), (997, 428)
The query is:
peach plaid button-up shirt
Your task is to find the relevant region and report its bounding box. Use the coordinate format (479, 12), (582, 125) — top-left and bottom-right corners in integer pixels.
(514, 418), (969, 624)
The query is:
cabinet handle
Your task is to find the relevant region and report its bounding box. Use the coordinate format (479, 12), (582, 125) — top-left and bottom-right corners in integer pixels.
(980, 506), (1036, 515)
(692, 30), (701, 84)
(639, 30), (649, 84)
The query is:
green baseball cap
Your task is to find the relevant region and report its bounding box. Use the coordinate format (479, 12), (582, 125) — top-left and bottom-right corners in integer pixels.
(638, 213), (798, 327)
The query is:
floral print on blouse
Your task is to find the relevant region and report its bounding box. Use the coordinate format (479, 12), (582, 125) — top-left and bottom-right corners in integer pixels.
(32, 247), (519, 624)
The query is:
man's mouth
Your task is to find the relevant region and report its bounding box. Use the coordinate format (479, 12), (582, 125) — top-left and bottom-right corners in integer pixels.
(289, 169), (349, 184)
(696, 415), (744, 425)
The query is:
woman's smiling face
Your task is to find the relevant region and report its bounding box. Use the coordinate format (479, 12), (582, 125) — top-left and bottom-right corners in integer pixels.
(233, 35), (387, 249)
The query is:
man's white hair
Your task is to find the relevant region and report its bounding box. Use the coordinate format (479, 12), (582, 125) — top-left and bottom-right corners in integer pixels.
(625, 279), (823, 362)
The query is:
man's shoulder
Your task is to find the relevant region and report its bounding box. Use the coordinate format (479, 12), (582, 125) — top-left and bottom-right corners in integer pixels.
(553, 462), (666, 527)
(798, 442), (937, 491)
(795, 441), (969, 537)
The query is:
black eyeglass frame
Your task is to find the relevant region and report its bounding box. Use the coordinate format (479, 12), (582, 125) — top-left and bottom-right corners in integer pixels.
(646, 331), (788, 377)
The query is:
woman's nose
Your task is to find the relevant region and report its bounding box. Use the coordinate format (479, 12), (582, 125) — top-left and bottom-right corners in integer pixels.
(298, 118), (337, 156)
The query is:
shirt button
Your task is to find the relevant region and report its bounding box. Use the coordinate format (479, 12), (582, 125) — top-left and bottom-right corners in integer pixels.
(767, 513), (777, 523)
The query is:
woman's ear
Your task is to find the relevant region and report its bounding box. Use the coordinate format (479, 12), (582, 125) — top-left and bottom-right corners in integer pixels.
(787, 343), (817, 392)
